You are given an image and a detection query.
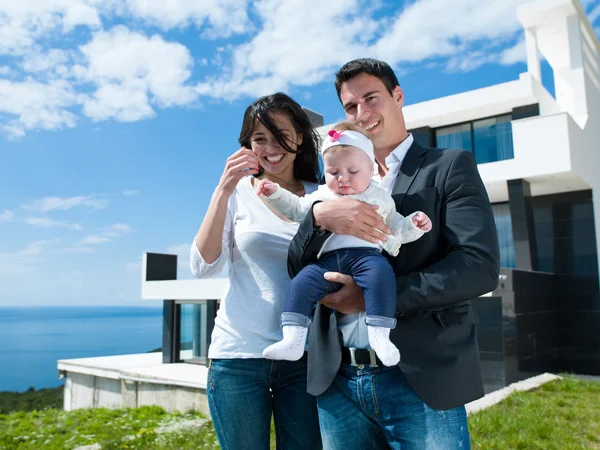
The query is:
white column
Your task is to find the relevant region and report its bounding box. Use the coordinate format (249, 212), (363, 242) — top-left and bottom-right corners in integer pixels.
(525, 28), (541, 81)
(566, 14), (588, 126)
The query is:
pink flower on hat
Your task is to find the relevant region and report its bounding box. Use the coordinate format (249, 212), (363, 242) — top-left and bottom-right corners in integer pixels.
(328, 129), (345, 142)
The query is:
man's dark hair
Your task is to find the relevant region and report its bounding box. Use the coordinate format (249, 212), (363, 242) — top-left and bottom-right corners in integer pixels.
(238, 92), (321, 183)
(334, 58), (400, 100)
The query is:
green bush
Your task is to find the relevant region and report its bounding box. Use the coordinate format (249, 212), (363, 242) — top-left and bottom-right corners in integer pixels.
(0, 386), (63, 414)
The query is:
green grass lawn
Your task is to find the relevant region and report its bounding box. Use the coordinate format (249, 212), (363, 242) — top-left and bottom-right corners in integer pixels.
(0, 406), (218, 450)
(0, 377), (598, 449)
(469, 376), (600, 449)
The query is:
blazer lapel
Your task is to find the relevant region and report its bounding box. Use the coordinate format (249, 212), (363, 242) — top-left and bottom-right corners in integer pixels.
(392, 141), (427, 211)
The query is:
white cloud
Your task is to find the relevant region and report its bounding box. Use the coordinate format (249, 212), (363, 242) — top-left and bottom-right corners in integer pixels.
(195, 0), (533, 101)
(196, 0), (373, 100)
(78, 26), (198, 121)
(0, 210), (15, 222)
(499, 39), (526, 65)
(0, 0), (101, 56)
(3, 0), (592, 137)
(19, 48), (72, 74)
(82, 235), (113, 244)
(22, 195), (108, 212)
(374, 0), (528, 64)
(122, 189), (139, 196)
(81, 222), (133, 245)
(0, 78), (80, 137)
(62, 246), (95, 254)
(82, 81), (155, 122)
(0, 239), (58, 274)
(95, 0), (251, 38)
(19, 239), (58, 256)
(25, 217), (82, 230)
(110, 223), (132, 233)
(445, 51), (493, 73)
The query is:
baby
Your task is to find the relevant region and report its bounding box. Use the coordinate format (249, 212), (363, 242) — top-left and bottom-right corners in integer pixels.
(259, 122), (432, 366)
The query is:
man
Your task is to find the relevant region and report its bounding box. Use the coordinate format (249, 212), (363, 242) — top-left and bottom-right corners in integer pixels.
(288, 58), (500, 449)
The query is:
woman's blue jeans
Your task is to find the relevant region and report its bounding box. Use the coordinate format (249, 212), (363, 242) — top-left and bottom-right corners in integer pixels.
(207, 354), (322, 450)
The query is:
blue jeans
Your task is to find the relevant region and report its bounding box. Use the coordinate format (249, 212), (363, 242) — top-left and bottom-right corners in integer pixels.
(284, 248), (397, 329)
(207, 355), (322, 450)
(317, 364), (470, 450)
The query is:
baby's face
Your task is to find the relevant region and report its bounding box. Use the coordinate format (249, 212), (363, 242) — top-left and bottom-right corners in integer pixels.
(323, 146), (373, 195)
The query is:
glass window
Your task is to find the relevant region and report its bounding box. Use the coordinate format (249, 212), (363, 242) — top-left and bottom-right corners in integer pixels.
(435, 123), (472, 151)
(473, 115), (514, 164)
(434, 115), (514, 164)
(492, 203), (516, 268)
(532, 193), (599, 279)
(179, 303), (211, 362)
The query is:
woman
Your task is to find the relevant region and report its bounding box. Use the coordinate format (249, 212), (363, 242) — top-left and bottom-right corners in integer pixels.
(190, 92), (322, 449)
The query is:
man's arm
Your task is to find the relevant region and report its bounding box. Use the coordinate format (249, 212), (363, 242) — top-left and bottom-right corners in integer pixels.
(287, 195), (391, 278)
(396, 150), (500, 313)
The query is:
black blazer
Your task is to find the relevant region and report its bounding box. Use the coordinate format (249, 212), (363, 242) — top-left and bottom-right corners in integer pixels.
(288, 141), (500, 410)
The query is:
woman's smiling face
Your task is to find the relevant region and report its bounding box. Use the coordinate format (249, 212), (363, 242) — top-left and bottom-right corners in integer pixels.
(250, 111), (303, 178)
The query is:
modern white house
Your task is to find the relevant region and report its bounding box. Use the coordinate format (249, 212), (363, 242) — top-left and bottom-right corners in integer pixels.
(404, 0), (600, 282)
(58, 0), (600, 411)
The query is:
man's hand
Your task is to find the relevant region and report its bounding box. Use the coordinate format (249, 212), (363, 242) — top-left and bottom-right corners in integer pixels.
(313, 197), (391, 243)
(320, 272), (366, 314)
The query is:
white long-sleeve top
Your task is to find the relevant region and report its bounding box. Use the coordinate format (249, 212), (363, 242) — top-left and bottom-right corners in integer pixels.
(264, 181), (425, 257)
(190, 176), (318, 359)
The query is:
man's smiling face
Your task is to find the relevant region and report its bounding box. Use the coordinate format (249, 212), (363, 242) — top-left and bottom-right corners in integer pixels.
(339, 72), (407, 155)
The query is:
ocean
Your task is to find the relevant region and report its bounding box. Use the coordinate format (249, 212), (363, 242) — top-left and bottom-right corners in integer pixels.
(0, 306), (163, 393)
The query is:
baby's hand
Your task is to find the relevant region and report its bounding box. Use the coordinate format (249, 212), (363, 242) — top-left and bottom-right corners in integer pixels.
(412, 212), (432, 232)
(257, 179), (278, 197)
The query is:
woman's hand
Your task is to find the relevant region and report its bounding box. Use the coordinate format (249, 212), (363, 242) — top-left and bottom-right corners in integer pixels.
(217, 147), (260, 196)
(320, 272), (366, 314)
(313, 197), (391, 243)
(257, 179), (279, 197)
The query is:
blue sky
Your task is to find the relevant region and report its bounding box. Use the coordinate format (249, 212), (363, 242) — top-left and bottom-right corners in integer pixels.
(1, 0), (599, 306)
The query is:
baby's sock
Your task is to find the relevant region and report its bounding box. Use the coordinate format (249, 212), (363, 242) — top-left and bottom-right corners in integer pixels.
(262, 325), (308, 361)
(367, 326), (400, 366)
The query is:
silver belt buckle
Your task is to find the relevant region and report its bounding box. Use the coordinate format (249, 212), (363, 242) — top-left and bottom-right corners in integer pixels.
(368, 350), (378, 368)
(348, 348), (379, 368)
(349, 347), (358, 367)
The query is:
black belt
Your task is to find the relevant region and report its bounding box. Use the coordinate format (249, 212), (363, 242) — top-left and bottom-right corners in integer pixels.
(341, 347), (381, 367)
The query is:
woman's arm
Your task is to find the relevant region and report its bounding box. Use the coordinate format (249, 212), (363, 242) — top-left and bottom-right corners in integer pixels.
(194, 189), (233, 264)
(193, 147), (259, 265)
(190, 195), (234, 278)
